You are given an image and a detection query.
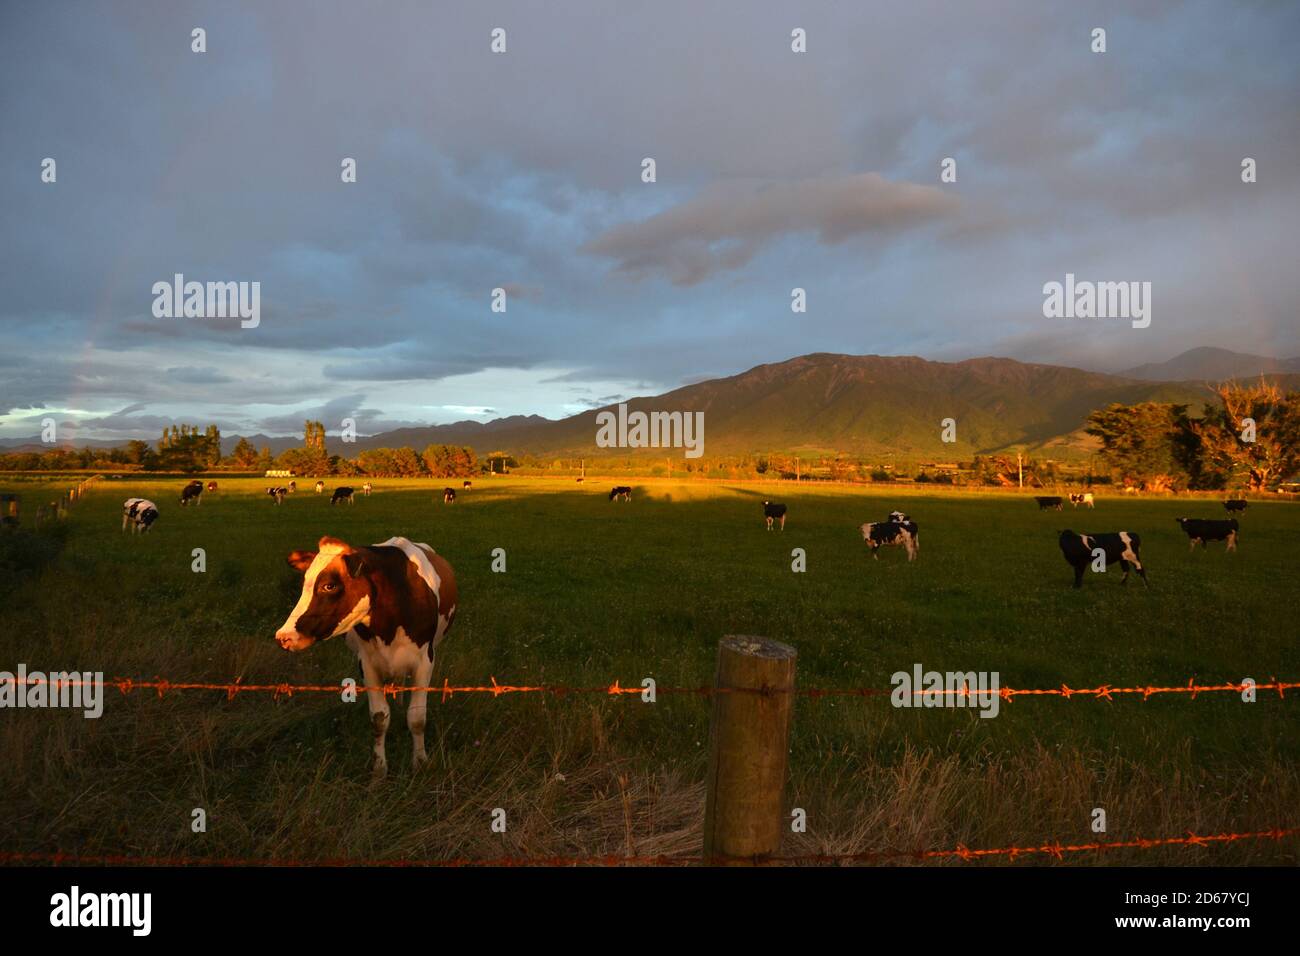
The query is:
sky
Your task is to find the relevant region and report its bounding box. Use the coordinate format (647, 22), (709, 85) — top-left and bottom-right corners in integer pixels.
(2, 0), (1298, 442)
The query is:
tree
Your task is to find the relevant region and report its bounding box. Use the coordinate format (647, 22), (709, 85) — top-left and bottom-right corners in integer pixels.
(125, 440), (151, 466)
(231, 437), (258, 468)
(1190, 381), (1300, 490)
(303, 420), (327, 452)
(156, 423), (221, 473)
(422, 444), (477, 477)
(1084, 403), (1199, 491)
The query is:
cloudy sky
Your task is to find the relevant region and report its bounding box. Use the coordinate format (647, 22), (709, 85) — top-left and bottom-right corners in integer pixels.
(2, 0), (1298, 441)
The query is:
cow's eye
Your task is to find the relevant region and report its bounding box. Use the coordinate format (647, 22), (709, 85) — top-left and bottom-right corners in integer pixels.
(320, 582), (338, 593)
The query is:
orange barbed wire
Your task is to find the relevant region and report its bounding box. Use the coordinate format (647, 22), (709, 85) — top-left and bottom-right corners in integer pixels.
(1, 827), (1293, 868)
(2, 674), (1296, 702)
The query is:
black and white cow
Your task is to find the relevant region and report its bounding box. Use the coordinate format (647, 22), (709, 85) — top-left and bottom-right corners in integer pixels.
(887, 510), (910, 523)
(122, 498), (159, 533)
(267, 486), (287, 504)
(859, 520), (919, 561)
(315, 481), (325, 494)
(362, 482), (373, 496)
(442, 488), (456, 503)
(1035, 496), (1064, 511)
(276, 535), (459, 777)
(1176, 518), (1239, 552)
(179, 480), (204, 506)
(1057, 530), (1147, 589)
(1224, 499), (1248, 514)
(462, 480), (472, 490)
(332, 486), (355, 506)
(1069, 493), (1095, 508)
(609, 486), (632, 502)
(763, 501), (787, 530)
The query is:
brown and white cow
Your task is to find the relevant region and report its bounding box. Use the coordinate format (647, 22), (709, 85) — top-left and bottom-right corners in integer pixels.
(275, 536), (459, 777)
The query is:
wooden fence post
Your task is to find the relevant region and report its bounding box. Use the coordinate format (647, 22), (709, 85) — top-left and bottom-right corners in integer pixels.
(703, 635), (797, 865)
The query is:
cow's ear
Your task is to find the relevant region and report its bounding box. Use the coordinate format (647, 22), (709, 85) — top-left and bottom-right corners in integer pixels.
(343, 552), (367, 578)
(287, 550), (317, 572)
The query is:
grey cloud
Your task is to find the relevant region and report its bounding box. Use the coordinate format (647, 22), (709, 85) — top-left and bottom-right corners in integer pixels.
(582, 175), (960, 285)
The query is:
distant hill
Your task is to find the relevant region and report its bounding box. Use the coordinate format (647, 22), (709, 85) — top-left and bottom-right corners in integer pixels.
(349, 353), (1220, 459)
(10, 350), (1298, 462)
(1122, 346), (1300, 382)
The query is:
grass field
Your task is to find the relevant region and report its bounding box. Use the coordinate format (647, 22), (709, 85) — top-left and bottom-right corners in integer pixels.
(2, 475), (1297, 865)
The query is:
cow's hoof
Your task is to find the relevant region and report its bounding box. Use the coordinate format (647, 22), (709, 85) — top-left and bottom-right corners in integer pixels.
(369, 756), (388, 780)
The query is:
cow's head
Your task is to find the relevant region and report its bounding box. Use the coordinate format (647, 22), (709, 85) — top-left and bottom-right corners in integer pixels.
(275, 536), (372, 652)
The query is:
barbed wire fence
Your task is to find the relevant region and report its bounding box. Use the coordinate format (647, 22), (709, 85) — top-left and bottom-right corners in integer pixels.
(5, 650), (1296, 867)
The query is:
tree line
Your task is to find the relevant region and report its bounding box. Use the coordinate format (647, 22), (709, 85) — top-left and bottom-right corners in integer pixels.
(1085, 381), (1300, 492)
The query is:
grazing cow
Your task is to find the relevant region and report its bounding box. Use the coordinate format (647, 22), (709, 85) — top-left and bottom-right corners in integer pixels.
(442, 488), (456, 503)
(1224, 499), (1248, 514)
(1058, 530), (1147, 589)
(609, 486), (632, 502)
(275, 535), (459, 777)
(288, 481), (297, 493)
(121, 498), (159, 533)
(332, 486), (355, 506)
(887, 510), (910, 523)
(1035, 496), (1064, 511)
(206, 480), (218, 493)
(267, 486), (287, 505)
(462, 480), (472, 489)
(1069, 493), (1095, 509)
(362, 482), (373, 496)
(763, 501), (787, 530)
(315, 481), (325, 494)
(1176, 517), (1239, 552)
(576, 477), (584, 483)
(859, 520), (919, 561)
(179, 480), (204, 507)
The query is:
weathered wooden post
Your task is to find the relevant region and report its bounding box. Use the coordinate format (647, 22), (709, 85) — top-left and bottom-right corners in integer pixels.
(703, 635), (797, 865)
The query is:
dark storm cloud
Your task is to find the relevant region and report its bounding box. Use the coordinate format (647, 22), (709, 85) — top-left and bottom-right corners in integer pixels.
(1, 0), (1298, 440)
(583, 174), (960, 284)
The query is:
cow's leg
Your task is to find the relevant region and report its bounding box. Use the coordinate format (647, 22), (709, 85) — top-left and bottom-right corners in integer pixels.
(1072, 563), (1084, 588)
(121, 513), (128, 532)
(779, 514), (786, 531)
(1118, 559), (1131, 585)
(766, 516), (772, 531)
(1123, 547), (1148, 586)
(407, 652), (435, 771)
(1188, 539), (1195, 552)
(1227, 532), (1237, 552)
(357, 652), (391, 779)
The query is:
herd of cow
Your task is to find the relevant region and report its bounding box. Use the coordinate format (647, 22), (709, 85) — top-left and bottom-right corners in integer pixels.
(122, 478), (480, 531)
(757, 494), (1250, 588)
(111, 480), (1266, 774)
(125, 483), (1254, 591)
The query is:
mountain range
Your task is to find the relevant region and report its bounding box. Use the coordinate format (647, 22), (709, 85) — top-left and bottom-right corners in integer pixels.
(5, 347), (1298, 460)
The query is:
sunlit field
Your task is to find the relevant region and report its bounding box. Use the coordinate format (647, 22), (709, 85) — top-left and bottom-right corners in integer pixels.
(2, 475), (1297, 864)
